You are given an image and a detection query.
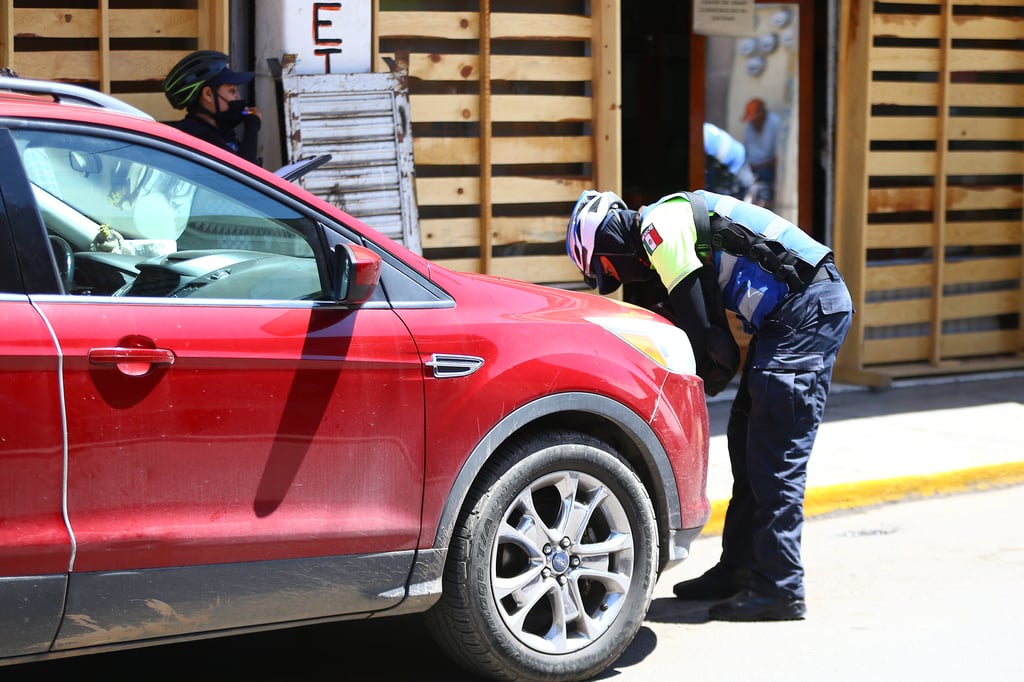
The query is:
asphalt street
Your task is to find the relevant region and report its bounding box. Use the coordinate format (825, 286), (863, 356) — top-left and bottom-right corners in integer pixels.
(600, 484), (1024, 681)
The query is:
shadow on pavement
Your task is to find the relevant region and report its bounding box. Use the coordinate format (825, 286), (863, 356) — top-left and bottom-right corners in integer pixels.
(599, 599), (712, 679)
(596, 625), (658, 679)
(642, 596), (714, 625)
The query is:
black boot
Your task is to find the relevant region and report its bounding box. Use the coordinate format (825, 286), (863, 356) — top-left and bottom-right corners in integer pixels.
(672, 563), (751, 601)
(708, 588), (807, 621)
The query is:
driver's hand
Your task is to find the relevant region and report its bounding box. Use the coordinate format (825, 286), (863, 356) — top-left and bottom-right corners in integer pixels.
(243, 106), (263, 124)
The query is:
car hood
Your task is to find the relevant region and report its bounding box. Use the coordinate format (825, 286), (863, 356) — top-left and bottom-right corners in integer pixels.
(431, 265), (665, 326)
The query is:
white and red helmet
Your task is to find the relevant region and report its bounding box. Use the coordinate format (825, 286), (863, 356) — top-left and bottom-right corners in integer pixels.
(566, 190), (627, 289)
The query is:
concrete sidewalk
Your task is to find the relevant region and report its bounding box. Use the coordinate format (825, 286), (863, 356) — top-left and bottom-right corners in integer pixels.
(699, 370), (1024, 534)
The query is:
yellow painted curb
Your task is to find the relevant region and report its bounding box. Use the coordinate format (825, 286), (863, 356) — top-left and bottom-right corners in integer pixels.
(700, 461), (1024, 536)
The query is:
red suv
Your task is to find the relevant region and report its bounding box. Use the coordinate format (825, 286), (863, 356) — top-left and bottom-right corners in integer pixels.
(0, 78), (708, 681)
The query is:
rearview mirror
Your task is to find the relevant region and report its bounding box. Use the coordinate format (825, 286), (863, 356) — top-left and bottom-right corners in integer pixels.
(68, 150), (102, 177)
(331, 243), (382, 304)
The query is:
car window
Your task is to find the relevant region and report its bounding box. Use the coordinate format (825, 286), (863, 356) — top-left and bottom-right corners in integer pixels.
(12, 128), (324, 301)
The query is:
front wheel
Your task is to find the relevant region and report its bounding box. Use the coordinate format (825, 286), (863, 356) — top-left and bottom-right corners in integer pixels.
(426, 431), (659, 681)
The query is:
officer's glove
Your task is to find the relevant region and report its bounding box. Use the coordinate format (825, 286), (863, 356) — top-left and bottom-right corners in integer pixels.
(698, 324), (740, 396)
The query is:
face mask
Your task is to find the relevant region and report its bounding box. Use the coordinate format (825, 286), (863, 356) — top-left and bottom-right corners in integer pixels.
(213, 97), (246, 129)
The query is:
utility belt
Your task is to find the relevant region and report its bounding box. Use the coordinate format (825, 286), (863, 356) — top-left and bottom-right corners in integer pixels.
(710, 214), (832, 293)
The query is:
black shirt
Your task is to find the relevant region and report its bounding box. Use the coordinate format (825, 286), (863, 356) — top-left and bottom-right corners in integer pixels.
(170, 112), (261, 165)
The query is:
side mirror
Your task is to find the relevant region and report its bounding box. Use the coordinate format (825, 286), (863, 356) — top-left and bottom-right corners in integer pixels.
(275, 154), (332, 182)
(332, 243), (382, 304)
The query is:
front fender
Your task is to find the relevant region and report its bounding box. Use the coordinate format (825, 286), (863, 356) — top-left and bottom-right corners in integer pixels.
(430, 391), (682, 551)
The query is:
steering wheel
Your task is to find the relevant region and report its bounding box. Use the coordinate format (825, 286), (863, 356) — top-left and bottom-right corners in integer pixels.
(49, 235), (75, 293)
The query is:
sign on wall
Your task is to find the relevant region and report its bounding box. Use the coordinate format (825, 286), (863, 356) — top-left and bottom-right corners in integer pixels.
(255, 0), (372, 75)
(693, 0), (756, 37)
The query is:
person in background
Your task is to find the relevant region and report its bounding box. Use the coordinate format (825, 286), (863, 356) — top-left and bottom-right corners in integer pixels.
(741, 98), (779, 208)
(163, 50), (262, 165)
(565, 189), (853, 621)
(703, 121), (757, 202)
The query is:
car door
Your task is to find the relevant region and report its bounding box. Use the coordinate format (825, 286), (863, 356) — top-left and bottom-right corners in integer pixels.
(7, 124), (426, 644)
(0, 137), (71, 656)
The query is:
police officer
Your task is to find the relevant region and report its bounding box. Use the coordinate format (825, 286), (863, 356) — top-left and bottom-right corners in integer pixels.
(703, 122), (757, 202)
(163, 50), (263, 164)
(566, 189), (853, 621)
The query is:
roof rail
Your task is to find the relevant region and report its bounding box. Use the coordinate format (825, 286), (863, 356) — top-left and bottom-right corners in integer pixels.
(0, 75), (154, 121)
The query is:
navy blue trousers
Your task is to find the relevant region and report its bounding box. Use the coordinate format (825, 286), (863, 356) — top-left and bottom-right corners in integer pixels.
(719, 261), (853, 599)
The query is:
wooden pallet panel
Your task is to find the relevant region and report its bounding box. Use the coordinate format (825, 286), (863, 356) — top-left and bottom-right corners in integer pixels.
(866, 224), (1022, 256)
(421, 215), (568, 250)
(944, 257), (1021, 285)
(5, 2), (228, 123)
(13, 8), (197, 38)
(379, 54), (592, 82)
(417, 176), (591, 207)
(942, 330), (1021, 358)
(947, 222), (1022, 247)
(942, 290), (1019, 320)
(414, 136), (591, 166)
(13, 49), (183, 82)
(863, 299), (933, 327)
(869, 116), (1024, 142)
(863, 336), (932, 366)
(376, 2), (613, 285)
(836, 0), (1024, 384)
(433, 254), (582, 283)
(377, 11), (591, 41)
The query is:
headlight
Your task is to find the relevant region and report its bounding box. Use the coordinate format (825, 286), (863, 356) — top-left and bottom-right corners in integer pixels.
(587, 315), (696, 375)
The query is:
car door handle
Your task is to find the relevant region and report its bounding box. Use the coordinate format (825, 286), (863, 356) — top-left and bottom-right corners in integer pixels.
(89, 346), (176, 376)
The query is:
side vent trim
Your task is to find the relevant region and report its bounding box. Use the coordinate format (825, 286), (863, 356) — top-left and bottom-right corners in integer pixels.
(425, 354), (484, 379)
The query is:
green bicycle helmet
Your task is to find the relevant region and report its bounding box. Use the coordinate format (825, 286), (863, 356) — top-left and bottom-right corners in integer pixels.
(163, 50), (252, 110)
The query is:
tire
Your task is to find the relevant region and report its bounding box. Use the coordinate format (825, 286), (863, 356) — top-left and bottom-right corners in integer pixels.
(426, 430), (659, 681)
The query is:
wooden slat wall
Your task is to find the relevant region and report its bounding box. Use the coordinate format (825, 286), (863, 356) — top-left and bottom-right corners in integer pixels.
(2, 1), (229, 123)
(374, 0), (618, 284)
(835, 0), (1024, 385)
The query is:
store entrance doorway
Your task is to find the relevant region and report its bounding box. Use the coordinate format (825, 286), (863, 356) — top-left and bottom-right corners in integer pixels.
(622, 0), (823, 235)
